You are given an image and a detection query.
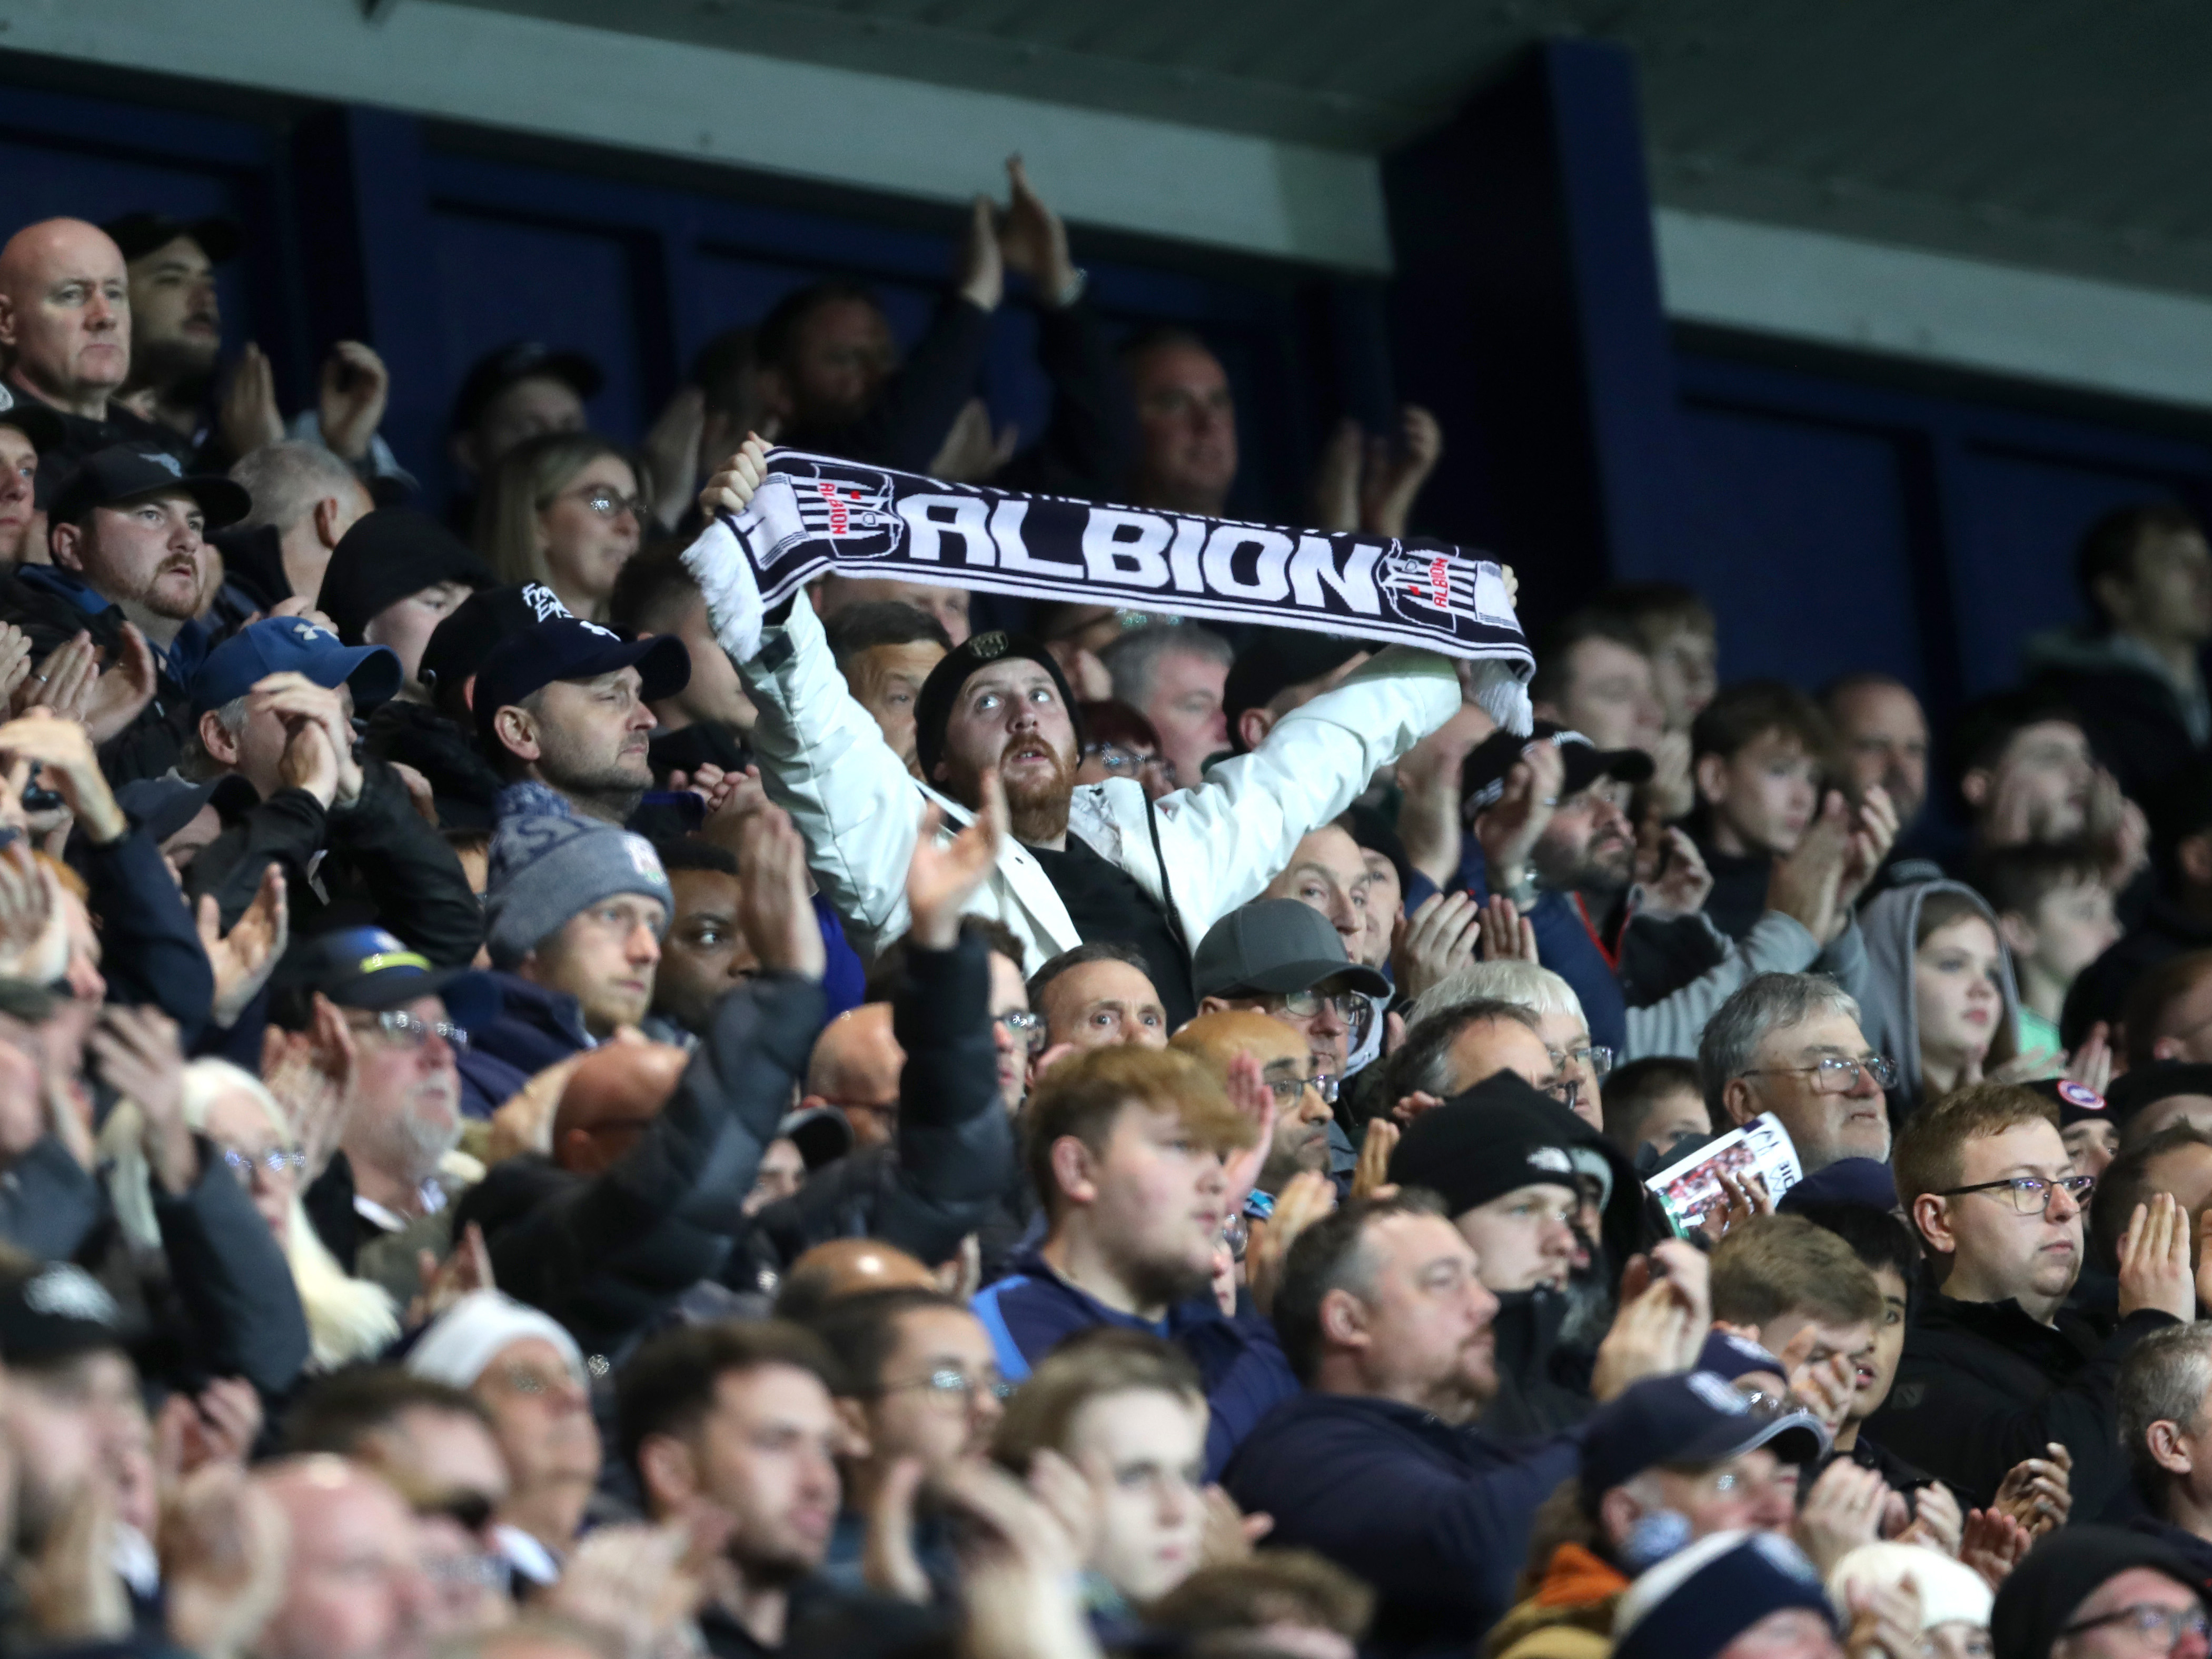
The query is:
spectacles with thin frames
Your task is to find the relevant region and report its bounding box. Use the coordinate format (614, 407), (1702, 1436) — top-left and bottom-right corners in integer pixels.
(353, 1009), (470, 1051)
(1938, 1174), (2096, 1216)
(217, 1145), (306, 1185)
(1550, 1044), (1614, 1082)
(1278, 988), (1360, 1022)
(549, 483), (647, 522)
(995, 1010), (1044, 1053)
(1262, 1072), (1340, 1107)
(1738, 1055), (1898, 1094)
(2057, 1602), (2208, 1650)
(874, 1368), (1014, 1408)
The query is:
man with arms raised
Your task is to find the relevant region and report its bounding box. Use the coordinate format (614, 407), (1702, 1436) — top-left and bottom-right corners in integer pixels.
(1872, 1081), (2196, 1517)
(697, 436), (1465, 1027)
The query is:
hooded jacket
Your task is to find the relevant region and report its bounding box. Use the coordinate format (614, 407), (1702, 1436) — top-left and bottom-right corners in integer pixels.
(1858, 879), (2023, 1110)
(1221, 1390), (1585, 1659)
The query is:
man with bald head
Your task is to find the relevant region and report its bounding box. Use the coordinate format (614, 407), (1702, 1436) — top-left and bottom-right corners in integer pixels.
(1174, 1009), (1336, 1194)
(0, 217), (190, 467)
(775, 1238), (938, 1321)
(252, 1455), (435, 1659)
(800, 1002), (904, 1150)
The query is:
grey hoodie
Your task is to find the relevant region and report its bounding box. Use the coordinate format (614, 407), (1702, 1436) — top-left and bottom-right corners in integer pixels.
(1860, 879), (2023, 1107)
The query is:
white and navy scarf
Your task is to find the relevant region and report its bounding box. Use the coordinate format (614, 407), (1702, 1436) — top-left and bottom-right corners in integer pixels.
(683, 447), (1534, 732)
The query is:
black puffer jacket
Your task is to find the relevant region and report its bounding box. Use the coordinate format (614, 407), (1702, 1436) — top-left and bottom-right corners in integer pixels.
(735, 930), (1013, 1281)
(459, 969), (825, 1361)
(363, 698), (505, 830)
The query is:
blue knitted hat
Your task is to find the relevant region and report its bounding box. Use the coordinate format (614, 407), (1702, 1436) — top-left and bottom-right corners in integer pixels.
(483, 783), (672, 968)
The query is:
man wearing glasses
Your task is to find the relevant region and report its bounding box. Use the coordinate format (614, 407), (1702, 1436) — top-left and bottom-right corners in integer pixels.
(1873, 1084), (2197, 1518)
(1171, 1009), (1340, 1199)
(1989, 1524), (2208, 1659)
(1702, 972), (1898, 1175)
(1193, 899), (1387, 1094)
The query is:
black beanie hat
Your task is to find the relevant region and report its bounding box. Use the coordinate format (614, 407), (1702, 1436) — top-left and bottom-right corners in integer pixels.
(319, 509), (495, 647)
(2105, 1062), (2212, 1130)
(1990, 1525), (2202, 1657)
(912, 630), (1081, 783)
(1386, 1072), (1589, 1216)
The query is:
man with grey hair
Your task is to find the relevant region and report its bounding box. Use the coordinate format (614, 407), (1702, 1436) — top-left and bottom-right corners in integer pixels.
(1100, 622), (1234, 791)
(1698, 971), (1895, 1174)
(2120, 1320), (2212, 1580)
(223, 439), (375, 614)
(1381, 997), (1560, 1119)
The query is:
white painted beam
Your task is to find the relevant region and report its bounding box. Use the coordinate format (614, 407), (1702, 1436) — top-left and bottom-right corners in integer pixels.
(0, 0), (1393, 272)
(1655, 207), (2212, 412)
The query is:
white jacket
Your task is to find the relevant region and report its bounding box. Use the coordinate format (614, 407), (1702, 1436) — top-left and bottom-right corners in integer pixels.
(737, 597), (1463, 969)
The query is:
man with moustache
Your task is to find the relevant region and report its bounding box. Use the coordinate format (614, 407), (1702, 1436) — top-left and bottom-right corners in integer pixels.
(700, 438), (1462, 1027)
(0, 443), (249, 781)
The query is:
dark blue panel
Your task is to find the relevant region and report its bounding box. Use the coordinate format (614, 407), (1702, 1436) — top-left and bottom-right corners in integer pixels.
(1948, 442), (2212, 696)
(1678, 403), (1927, 692)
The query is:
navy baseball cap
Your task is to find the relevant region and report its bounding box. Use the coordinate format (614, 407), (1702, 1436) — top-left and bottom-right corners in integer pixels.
(1774, 1155), (1900, 1216)
(113, 773), (257, 844)
(472, 618), (689, 749)
(0, 1260), (132, 1365)
(191, 616), (402, 717)
(1581, 1370), (1828, 1503)
(48, 442), (249, 531)
(0, 387), (64, 455)
(276, 926), (497, 1032)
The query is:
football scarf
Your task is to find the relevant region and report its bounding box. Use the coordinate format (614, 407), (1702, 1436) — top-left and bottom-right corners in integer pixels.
(683, 446), (1534, 732)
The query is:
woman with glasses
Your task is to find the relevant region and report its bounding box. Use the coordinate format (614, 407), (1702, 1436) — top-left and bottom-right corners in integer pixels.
(1861, 882), (2027, 1111)
(1075, 699), (1178, 802)
(478, 430), (651, 623)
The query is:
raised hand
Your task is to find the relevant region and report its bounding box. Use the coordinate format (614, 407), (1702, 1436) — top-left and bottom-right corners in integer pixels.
(640, 384), (708, 531)
(1475, 893), (1538, 962)
(14, 632), (96, 721)
(1391, 890), (1482, 1000)
(2066, 1022), (2115, 1094)
(1472, 740), (1565, 891)
(1351, 1117), (1400, 1201)
(317, 341), (390, 462)
(0, 709), (126, 843)
(1794, 1460), (1890, 1576)
(738, 804), (826, 980)
(907, 768), (1006, 950)
(1358, 405), (1444, 540)
(697, 433), (773, 521)
(1833, 783), (1900, 915)
(1767, 790), (1851, 941)
(0, 622), (32, 709)
(2118, 1191), (2196, 1322)
(1991, 1443), (2072, 1537)
(91, 1006), (195, 1194)
(956, 192), (1004, 313)
(218, 343), (284, 459)
(1246, 1170), (1336, 1317)
(408, 1220), (495, 1329)
(199, 866), (289, 1030)
(1841, 1576), (1925, 1659)
(1635, 823), (1712, 918)
(248, 673), (360, 807)
(546, 1520), (709, 1659)
(1774, 1326), (1857, 1435)
(1217, 1049), (1278, 1221)
(1895, 1481), (1963, 1558)
(1961, 1506), (2032, 1590)
(262, 998), (356, 1178)
(996, 155), (1078, 305)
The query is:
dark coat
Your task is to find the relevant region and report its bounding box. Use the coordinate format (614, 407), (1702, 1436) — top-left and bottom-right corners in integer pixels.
(186, 759), (484, 966)
(458, 970), (825, 1361)
(972, 1247), (1298, 1480)
(1479, 1288), (1595, 1437)
(456, 973), (591, 1120)
(0, 1135), (103, 1261)
(738, 932), (1013, 1277)
(1866, 1292), (2179, 1516)
(73, 824), (215, 1044)
(0, 564), (207, 786)
(363, 698), (506, 831)
(2061, 893), (2212, 1046)
(1221, 1390), (1584, 1659)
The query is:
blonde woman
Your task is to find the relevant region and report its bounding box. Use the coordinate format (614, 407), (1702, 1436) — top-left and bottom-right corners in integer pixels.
(478, 431), (649, 623)
(109, 1058), (399, 1372)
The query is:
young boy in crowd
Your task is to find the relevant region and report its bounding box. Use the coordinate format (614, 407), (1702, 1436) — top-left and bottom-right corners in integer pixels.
(1689, 682), (1840, 941)
(1601, 1055), (1711, 1165)
(1973, 842), (2121, 1060)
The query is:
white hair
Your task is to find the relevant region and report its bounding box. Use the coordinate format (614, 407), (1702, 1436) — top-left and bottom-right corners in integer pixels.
(1407, 960), (1586, 1031)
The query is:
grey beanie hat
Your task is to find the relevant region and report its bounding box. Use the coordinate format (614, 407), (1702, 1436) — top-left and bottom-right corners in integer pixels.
(484, 783), (673, 968)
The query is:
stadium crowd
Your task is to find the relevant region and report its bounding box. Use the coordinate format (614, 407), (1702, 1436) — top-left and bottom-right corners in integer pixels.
(4, 165), (2212, 1659)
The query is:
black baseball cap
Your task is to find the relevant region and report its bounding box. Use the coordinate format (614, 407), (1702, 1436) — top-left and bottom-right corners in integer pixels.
(275, 925), (498, 1032)
(449, 340), (603, 434)
(1460, 721), (1654, 819)
(101, 211), (243, 264)
(913, 629), (1081, 782)
(0, 389), (65, 455)
(0, 1261), (131, 1365)
(1581, 1371), (1828, 1503)
(2104, 1061), (2212, 1129)
(47, 442), (249, 530)
(1190, 897), (1388, 1001)
(1224, 630), (1368, 751)
(473, 618), (690, 750)
(419, 582), (572, 717)
(318, 509), (494, 647)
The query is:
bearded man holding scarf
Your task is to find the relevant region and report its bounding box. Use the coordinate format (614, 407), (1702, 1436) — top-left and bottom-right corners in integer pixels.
(688, 436), (1491, 1027)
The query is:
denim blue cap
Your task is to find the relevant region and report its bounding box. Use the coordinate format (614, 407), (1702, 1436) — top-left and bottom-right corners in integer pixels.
(191, 615), (402, 717)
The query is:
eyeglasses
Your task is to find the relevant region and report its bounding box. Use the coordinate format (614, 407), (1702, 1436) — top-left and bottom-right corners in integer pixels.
(551, 484), (647, 521)
(1277, 988), (1361, 1022)
(1738, 1055), (1898, 1094)
(995, 1010), (1044, 1052)
(487, 1361), (580, 1398)
(1938, 1174), (2096, 1216)
(356, 1009), (470, 1051)
(1550, 1045), (1614, 1081)
(1262, 1072), (1341, 1107)
(421, 1489), (499, 1535)
(421, 1551), (510, 1591)
(217, 1144), (305, 1185)
(877, 1368), (1014, 1407)
(2058, 1603), (2208, 1650)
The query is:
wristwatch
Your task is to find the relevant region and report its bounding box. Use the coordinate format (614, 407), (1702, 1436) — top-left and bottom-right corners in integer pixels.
(1497, 869), (1540, 909)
